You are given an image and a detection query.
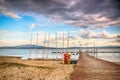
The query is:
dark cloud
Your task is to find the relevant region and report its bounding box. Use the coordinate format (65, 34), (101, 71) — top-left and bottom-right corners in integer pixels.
(0, 0), (120, 28)
(77, 0), (120, 17)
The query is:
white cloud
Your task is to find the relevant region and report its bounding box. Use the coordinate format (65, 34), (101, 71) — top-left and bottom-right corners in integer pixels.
(66, 0), (78, 9)
(79, 30), (97, 38)
(98, 30), (116, 39)
(95, 16), (110, 22)
(0, 40), (29, 47)
(0, 30), (25, 37)
(79, 30), (118, 39)
(0, 6), (21, 19)
(29, 23), (36, 30)
(87, 30), (97, 38)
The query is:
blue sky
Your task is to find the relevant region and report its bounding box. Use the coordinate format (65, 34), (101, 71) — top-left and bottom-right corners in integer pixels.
(0, 15), (36, 32)
(0, 15), (81, 33)
(0, 0), (120, 47)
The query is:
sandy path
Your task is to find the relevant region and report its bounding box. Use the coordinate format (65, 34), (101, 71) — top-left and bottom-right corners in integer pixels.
(71, 54), (120, 80)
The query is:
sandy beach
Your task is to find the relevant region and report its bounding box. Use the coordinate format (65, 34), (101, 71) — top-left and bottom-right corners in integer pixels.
(0, 56), (75, 80)
(0, 56), (120, 80)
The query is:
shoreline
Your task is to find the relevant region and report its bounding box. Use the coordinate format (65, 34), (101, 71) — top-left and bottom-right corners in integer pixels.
(0, 55), (120, 62)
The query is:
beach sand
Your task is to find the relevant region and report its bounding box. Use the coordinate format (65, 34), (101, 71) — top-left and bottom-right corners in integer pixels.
(0, 56), (75, 80)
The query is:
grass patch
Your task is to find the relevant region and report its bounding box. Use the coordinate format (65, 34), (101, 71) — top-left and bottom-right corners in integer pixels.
(0, 62), (54, 69)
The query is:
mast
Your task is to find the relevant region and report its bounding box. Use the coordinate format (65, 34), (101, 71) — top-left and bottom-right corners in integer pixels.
(63, 32), (64, 49)
(55, 32), (58, 60)
(63, 32), (64, 53)
(67, 32), (69, 52)
(30, 33), (32, 59)
(62, 32), (64, 60)
(96, 41), (98, 58)
(93, 41), (95, 57)
(79, 41), (81, 53)
(47, 32), (50, 59)
(36, 32), (38, 59)
(43, 33), (46, 59)
(86, 43), (88, 54)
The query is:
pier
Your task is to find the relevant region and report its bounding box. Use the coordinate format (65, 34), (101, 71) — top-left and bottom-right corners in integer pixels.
(71, 53), (120, 80)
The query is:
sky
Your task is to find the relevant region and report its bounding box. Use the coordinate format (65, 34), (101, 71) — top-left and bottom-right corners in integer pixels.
(0, 0), (120, 47)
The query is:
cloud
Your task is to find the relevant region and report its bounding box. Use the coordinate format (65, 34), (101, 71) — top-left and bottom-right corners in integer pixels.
(79, 30), (97, 38)
(29, 23), (36, 30)
(0, 30), (30, 46)
(0, 30), (25, 36)
(79, 30), (118, 39)
(0, 0), (119, 29)
(98, 30), (116, 39)
(0, 5), (21, 19)
(0, 30), (46, 46)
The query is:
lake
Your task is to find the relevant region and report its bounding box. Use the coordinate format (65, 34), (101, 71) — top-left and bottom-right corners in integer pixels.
(0, 48), (120, 62)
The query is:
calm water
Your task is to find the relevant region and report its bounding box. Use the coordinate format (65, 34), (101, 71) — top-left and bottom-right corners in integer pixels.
(0, 48), (120, 62)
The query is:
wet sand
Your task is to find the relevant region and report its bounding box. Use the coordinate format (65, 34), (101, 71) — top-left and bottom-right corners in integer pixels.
(0, 56), (75, 80)
(71, 54), (120, 80)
